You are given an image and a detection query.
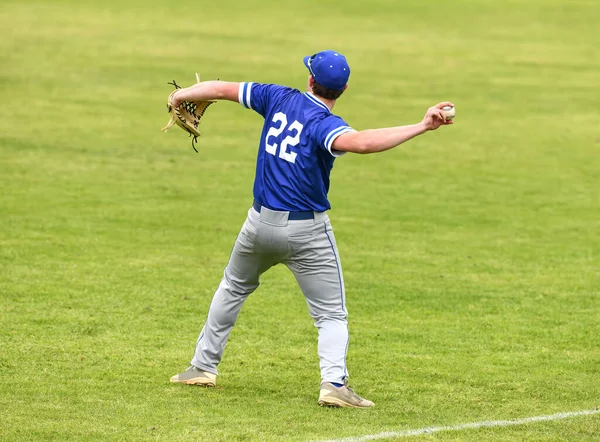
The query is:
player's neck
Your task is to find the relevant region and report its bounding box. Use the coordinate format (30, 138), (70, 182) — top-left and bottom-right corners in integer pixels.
(307, 90), (336, 111)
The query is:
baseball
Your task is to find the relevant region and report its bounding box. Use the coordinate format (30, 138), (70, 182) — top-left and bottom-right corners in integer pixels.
(442, 105), (456, 120)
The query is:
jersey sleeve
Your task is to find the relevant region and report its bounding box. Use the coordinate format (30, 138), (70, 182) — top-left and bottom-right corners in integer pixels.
(238, 82), (288, 118)
(316, 115), (356, 157)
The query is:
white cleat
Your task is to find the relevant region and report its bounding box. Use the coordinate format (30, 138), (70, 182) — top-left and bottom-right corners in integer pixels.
(170, 366), (217, 387)
(318, 381), (374, 408)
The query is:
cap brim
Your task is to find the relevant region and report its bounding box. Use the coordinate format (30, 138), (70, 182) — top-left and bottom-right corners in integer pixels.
(303, 55), (311, 69)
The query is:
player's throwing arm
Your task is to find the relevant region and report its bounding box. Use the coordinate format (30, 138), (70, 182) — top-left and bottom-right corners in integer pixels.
(331, 103), (454, 154)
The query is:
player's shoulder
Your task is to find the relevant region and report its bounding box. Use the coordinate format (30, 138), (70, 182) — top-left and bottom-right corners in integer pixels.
(254, 83), (301, 105)
(312, 112), (352, 148)
(252, 83), (298, 97)
(275, 85), (301, 101)
(240, 82), (300, 112)
(315, 112), (347, 128)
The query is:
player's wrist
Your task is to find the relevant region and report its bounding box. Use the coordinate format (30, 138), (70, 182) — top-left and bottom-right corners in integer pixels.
(416, 121), (430, 133)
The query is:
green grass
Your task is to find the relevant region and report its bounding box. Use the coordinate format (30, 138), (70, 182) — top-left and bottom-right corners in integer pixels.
(1, 0), (599, 440)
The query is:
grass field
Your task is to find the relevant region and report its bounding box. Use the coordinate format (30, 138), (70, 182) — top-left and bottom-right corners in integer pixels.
(1, 0), (599, 440)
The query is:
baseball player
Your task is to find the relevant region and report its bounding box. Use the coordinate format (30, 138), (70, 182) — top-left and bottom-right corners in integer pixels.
(169, 50), (453, 407)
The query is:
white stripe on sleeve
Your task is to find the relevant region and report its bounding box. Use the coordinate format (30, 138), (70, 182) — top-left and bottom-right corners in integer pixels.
(238, 83), (246, 107)
(238, 82), (254, 109)
(245, 82), (253, 110)
(324, 126), (355, 157)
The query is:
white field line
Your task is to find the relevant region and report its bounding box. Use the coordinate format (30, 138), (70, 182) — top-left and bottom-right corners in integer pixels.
(315, 409), (600, 442)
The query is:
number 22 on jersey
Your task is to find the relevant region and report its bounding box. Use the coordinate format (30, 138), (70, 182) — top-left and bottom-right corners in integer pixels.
(265, 112), (304, 164)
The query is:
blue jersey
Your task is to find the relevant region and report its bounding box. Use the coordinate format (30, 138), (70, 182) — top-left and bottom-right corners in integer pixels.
(238, 82), (355, 212)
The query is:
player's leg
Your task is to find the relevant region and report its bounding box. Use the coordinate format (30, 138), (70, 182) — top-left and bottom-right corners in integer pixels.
(285, 216), (374, 407)
(285, 218), (348, 383)
(171, 208), (275, 385)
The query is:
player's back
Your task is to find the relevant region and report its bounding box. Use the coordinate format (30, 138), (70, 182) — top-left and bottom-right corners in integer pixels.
(238, 82), (354, 212)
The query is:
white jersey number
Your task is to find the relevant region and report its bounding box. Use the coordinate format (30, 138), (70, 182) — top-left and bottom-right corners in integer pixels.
(265, 112), (303, 164)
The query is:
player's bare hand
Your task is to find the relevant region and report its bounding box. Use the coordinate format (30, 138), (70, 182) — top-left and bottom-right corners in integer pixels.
(422, 102), (454, 131)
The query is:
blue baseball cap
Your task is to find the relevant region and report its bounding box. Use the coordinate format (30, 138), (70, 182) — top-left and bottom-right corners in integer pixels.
(303, 50), (350, 91)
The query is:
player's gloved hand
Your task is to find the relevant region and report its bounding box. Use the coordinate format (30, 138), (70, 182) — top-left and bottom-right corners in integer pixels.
(422, 102), (454, 131)
(161, 75), (216, 153)
(170, 90), (183, 108)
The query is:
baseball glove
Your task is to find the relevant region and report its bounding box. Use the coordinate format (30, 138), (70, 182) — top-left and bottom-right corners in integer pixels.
(161, 74), (215, 152)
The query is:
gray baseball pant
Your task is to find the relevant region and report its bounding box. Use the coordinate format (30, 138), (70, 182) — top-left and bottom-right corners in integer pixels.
(191, 205), (349, 384)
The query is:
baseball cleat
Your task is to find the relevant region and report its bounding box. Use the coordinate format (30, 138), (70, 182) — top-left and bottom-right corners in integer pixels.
(318, 381), (374, 408)
(170, 366), (217, 387)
